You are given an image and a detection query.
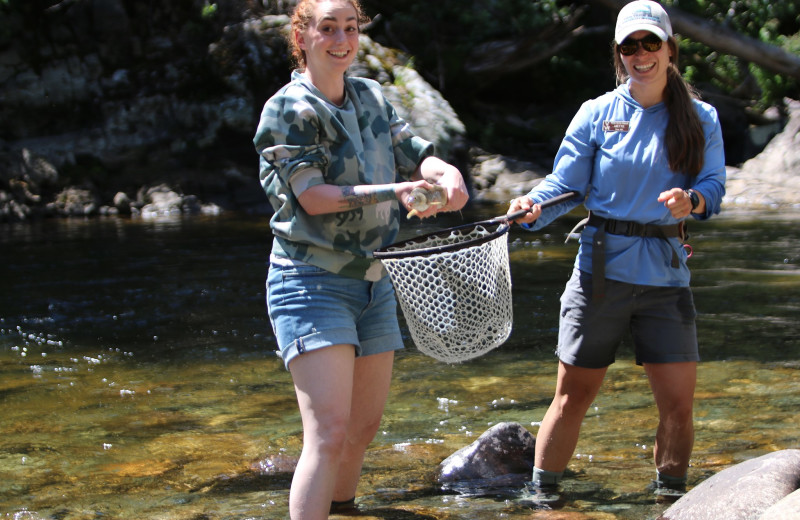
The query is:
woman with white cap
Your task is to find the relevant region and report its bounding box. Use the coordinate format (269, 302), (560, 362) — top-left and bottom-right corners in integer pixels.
(508, 0), (726, 501)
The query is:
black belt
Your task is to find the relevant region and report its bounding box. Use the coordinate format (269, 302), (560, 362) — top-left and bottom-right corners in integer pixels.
(584, 212), (687, 301)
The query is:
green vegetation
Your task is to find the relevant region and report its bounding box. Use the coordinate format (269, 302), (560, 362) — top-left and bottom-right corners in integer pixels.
(368, 0), (799, 109)
(201, 2), (218, 20)
(666, 0), (800, 108)
(0, 0), (797, 157)
(372, 0), (570, 91)
(363, 0), (799, 153)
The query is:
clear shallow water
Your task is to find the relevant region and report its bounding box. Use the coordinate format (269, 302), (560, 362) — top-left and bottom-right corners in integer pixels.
(0, 207), (798, 519)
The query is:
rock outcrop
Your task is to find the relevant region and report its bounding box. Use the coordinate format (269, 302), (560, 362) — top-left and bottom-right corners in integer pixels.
(723, 98), (800, 209)
(0, 3), (465, 221)
(0, 1), (797, 221)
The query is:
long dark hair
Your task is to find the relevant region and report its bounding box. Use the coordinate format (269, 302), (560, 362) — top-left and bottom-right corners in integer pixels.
(613, 38), (705, 177)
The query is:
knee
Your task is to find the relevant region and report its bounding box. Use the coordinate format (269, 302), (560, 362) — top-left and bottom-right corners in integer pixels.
(308, 417), (349, 456)
(546, 394), (594, 427)
(555, 386), (598, 415)
(308, 414), (382, 456)
(345, 415), (382, 450)
(661, 401), (694, 427)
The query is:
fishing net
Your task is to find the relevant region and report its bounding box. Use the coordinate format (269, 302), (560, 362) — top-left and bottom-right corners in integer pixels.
(374, 220), (513, 363)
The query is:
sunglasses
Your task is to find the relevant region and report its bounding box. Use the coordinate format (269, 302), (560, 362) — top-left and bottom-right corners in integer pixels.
(618, 34), (663, 56)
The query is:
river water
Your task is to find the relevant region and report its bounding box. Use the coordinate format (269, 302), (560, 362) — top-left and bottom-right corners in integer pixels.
(0, 205), (798, 520)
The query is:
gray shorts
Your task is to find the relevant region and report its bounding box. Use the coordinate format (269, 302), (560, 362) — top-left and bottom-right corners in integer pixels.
(557, 269), (699, 368)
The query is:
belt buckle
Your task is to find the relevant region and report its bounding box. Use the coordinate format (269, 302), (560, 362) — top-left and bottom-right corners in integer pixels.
(678, 221), (689, 243)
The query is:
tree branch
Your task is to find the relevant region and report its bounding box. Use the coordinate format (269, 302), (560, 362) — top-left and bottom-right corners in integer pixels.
(465, 24), (608, 76)
(586, 0), (800, 82)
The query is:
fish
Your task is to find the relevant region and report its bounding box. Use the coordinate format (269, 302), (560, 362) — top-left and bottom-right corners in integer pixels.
(406, 185), (447, 219)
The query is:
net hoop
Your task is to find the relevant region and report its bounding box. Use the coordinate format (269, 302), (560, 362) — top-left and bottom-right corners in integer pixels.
(374, 218), (511, 260)
(374, 191), (580, 363)
(375, 219), (514, 363)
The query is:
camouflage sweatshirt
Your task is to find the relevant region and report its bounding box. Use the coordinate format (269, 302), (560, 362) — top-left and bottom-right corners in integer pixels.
(254, 71), (434, 281)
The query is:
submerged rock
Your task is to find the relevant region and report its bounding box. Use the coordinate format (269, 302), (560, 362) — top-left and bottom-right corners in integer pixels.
(251, 453), (298, 475)
(437, 421), (536, 493)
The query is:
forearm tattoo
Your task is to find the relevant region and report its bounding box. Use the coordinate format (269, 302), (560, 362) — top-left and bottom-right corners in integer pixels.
(341, 186), (395, 209)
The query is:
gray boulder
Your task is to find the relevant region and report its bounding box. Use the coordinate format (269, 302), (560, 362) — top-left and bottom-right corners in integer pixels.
(758, 487), (800, 520)
(468, 151), (550, 204)
(658, 449), (800, 520)
(437, 421), (536, 493)
(724, 98), (800, 208)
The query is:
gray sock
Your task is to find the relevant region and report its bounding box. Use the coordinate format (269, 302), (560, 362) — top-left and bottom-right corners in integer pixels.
(656, 471), (687, 489)
(329, 497), (356, 513)
(532, 467), (563, 487)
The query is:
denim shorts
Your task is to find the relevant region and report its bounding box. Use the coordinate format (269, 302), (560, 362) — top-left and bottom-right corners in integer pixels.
(266, 262), (404, 369)
(557, 269), (699, 368)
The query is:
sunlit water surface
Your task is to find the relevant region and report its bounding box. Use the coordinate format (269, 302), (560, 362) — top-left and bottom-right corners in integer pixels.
(0, 206), (798, 520)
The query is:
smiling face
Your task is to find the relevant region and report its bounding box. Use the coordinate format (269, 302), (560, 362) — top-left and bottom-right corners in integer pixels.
(618, 29), (673, 105)
(295, 0), (360, 83)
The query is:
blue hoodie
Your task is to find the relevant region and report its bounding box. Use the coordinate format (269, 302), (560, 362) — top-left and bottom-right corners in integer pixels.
(524, 81), (726, 287)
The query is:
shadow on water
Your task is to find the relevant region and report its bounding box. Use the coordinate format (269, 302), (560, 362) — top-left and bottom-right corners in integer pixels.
(0, 206), (798, 519)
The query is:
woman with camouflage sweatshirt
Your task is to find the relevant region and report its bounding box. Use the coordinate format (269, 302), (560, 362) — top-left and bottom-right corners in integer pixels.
(253, 1), (468, 518)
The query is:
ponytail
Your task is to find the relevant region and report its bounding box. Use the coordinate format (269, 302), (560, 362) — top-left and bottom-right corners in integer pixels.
(663, 43), (705, 176)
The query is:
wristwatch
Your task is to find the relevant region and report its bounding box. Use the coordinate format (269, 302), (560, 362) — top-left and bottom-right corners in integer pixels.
(686, 189), (700, 211)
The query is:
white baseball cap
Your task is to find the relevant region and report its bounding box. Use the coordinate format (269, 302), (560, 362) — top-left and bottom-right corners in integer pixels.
(615, 0), (673, 43)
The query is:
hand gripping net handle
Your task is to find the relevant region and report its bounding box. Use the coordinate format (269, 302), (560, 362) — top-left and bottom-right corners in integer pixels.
(375, 191), (579, 363)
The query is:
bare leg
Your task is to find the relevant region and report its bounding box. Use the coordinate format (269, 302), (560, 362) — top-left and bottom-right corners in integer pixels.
(332, 350), (394, 501)
(644, 361), (696, 478)
(535, 361), (608, 473)
(287, 344), (355, 520)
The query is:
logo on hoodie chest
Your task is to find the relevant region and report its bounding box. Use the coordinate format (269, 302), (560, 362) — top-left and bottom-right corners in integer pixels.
(602, 120), (630, 132)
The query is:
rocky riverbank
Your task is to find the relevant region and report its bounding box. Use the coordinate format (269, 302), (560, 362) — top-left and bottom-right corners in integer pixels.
(722, 98), (800, 210)
(470, 98), (800, 211)
(1, 3), (798, 221)
(0, 9), (467, 221)
(3, 93), (798, 221)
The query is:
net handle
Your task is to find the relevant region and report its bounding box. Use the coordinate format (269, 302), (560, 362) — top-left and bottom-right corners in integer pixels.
(373, 191), (580, 259)
(487, 190), (581, 224)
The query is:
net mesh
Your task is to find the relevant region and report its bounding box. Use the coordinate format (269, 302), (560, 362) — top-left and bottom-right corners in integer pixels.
(378, 223), (513, 363)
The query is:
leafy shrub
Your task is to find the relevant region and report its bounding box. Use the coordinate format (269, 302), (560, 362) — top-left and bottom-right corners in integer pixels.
(665, 0), (799, 108)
